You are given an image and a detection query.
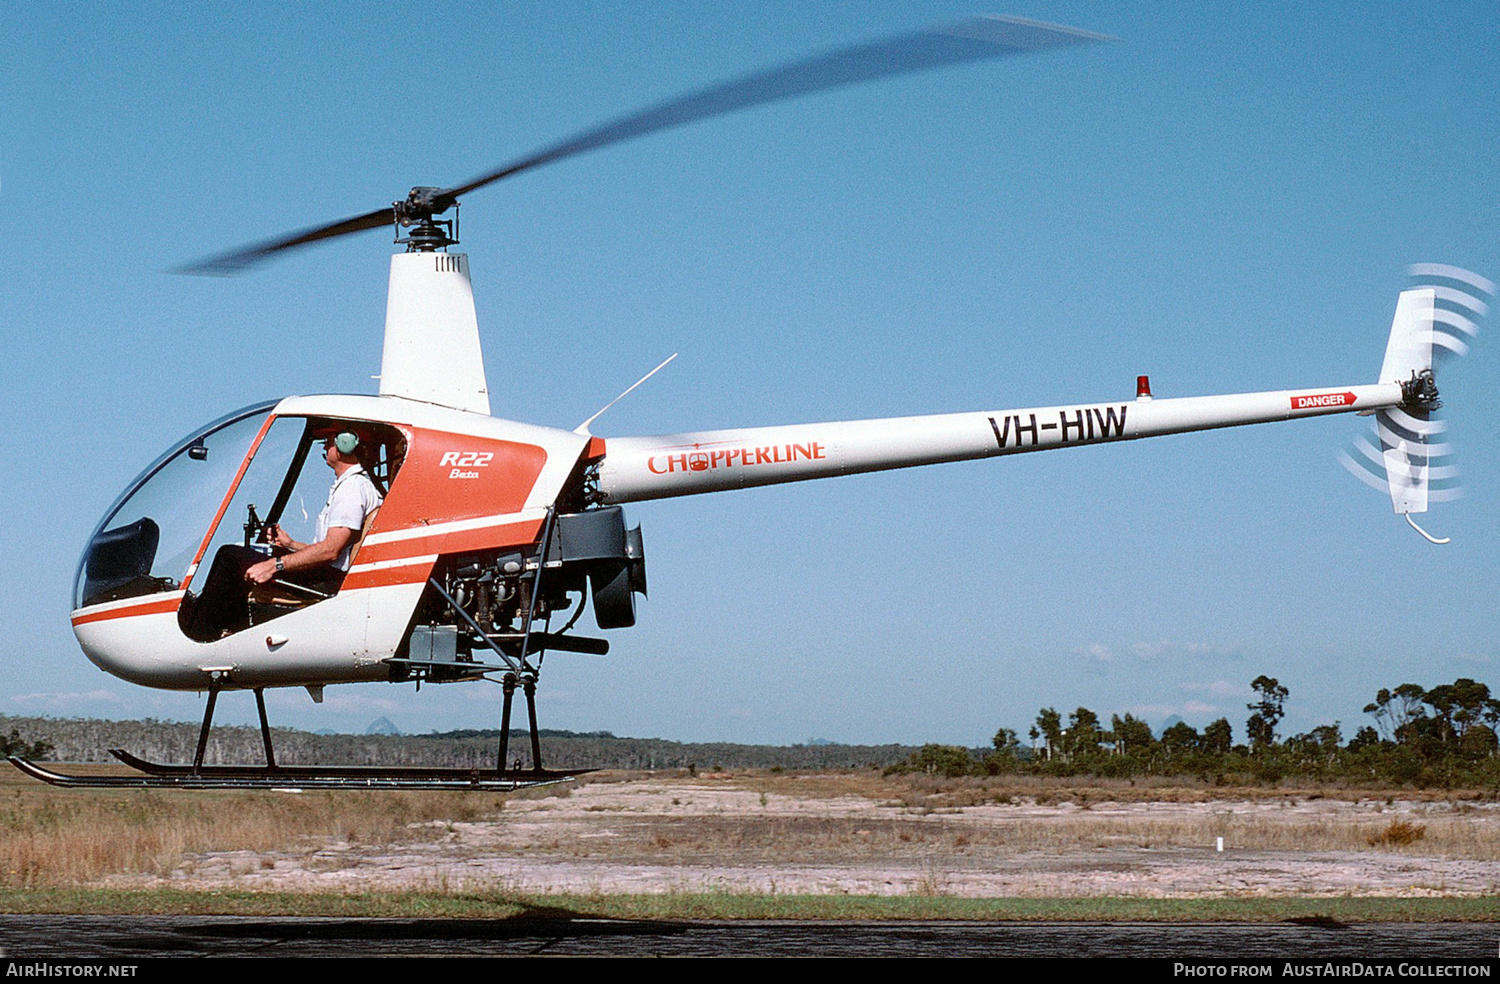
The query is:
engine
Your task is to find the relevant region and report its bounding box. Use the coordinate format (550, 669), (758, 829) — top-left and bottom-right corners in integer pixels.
(393, 506), (646, 682)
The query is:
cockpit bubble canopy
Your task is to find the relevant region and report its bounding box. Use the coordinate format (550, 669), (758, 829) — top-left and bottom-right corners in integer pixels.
(75, 402), (278, 610)
(75, 401), (409, 615)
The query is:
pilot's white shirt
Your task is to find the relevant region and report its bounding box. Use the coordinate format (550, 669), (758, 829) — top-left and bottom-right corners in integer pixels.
(316, 466), (382, 571)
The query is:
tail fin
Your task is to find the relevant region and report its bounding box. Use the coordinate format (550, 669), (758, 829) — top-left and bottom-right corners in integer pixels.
(1377, 287), (1436, 386)
(1340, 264), (1492, 542)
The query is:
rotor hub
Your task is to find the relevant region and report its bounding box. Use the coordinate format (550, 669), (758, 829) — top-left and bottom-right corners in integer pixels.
(394, 187), (458, 252)
(1400, 368), (1441, 413)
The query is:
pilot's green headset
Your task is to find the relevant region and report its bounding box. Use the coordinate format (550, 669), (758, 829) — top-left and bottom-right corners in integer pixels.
(332, 431), (360, 455)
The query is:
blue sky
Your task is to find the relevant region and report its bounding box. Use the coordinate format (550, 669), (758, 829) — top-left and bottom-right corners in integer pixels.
(2, 2), (1498, 746)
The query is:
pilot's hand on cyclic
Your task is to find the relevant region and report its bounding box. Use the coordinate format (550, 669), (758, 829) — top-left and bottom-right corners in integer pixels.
(245, 560), (278, 585)
(265, 524), (293, 550)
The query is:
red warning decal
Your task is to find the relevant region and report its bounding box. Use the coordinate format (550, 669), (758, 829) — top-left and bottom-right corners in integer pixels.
(1290, 391), (1357, 410)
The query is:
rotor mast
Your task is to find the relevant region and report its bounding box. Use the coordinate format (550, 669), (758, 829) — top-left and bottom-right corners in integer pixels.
(379, 189), (490, 415)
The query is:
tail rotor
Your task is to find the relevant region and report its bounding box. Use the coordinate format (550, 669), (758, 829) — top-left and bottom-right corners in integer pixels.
(1338, 264), (1492, 543)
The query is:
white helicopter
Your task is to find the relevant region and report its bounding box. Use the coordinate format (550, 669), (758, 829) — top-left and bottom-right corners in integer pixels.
(19, 16), (1490, 789)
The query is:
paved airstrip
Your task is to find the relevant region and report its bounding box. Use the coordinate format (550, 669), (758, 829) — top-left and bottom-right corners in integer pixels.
(1, 915), (1497, 958)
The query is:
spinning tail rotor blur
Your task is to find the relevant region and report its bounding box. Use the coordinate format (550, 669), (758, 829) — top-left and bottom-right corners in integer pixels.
(1339, 264), (1494, 543)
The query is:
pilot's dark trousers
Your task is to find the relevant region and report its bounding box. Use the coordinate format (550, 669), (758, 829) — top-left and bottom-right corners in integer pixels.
(182, 545), (344, 641)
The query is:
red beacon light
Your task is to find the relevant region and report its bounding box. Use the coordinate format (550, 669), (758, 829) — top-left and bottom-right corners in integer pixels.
(1136, 375), (1153, 401)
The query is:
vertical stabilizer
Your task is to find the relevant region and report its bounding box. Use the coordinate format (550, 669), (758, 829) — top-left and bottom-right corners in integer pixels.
(1340, 266), (1492, 541)
(1377, 288), (1435, 385)
(1382, 441), (1429, 515)
(379, 252), (491, 415)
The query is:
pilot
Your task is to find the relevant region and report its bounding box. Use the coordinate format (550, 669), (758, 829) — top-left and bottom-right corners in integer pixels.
(245, 430), (382, 590)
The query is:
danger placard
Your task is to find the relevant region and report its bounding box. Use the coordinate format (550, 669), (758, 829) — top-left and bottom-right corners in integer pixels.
(1290, 391), (1356, 410)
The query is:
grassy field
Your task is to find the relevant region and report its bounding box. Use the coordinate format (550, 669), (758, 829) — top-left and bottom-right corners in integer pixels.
(0, 766), (1495, 919)
(0, 888), (1495, 922)
(0, 765), (506, 888)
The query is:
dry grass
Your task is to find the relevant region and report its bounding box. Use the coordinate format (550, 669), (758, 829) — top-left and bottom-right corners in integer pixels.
(0, 767), (512, 887)
(1368, 820), (1426, 848)
(3, 767), (1498, 896)
(491, 804), (1499, 863)
(735, 770), (1500, 807)
(516, 771), (1500, 862)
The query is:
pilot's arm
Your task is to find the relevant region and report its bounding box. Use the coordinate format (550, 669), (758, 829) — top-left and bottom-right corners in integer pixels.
(245, 526), (355, 585)
(266, 524), (303, 553)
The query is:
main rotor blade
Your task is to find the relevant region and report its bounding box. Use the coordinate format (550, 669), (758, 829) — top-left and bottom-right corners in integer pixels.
(178, 206), (397, 276)
(181, 15), (1110, 274)
(435, 16), (1111, 207)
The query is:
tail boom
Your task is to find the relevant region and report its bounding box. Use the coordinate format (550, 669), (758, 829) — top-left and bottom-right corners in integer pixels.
(597, 383), (1402, 504)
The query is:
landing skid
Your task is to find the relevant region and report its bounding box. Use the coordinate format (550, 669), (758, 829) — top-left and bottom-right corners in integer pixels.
(10, 754), (570, 791)
(110, 748), (587, 784)
(10, 666), (581, 791)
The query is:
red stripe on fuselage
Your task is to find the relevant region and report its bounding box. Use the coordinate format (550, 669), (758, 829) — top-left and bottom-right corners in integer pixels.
(71, 596), (182, 626)
(341, 561), (438, 591)
(354, 519), (544, 565)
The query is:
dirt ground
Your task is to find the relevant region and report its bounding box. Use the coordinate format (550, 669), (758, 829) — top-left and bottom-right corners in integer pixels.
(106, 774), (1500, 898)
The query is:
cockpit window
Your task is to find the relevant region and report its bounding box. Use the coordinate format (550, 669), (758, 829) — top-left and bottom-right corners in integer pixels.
(175, 416), (407, 641)
(73, 402), (277, 610)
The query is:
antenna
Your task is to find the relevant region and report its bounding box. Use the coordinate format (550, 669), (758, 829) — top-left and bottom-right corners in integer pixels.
(575, 354), (678, 435)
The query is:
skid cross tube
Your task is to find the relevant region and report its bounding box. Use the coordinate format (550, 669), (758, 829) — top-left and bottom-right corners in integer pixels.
(254, 687), (277, 770)
(515, 506), (557, 675)
(497, 673), (516, 774)
(525, 677), (543, 773)
(509, 506), (558, 774)
(192, 673), (225, 774)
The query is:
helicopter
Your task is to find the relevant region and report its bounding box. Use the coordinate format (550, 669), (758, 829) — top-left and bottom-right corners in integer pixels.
(15, 15), (1491, 790)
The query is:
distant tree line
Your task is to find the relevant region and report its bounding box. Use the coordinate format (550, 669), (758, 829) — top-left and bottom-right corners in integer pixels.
(5, 674), (1496, 787)
(887, 675), (1500, 788)
(0, 715), (916, 772)
(0, 728), (53, 761)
